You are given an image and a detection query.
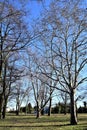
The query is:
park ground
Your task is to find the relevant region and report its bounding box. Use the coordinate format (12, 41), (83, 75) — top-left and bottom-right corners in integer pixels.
(0, 114), (87, 130)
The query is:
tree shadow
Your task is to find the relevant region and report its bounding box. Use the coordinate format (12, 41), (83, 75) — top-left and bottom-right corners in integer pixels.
(4, 116), (69, 124)
(0, 123), (70, 128)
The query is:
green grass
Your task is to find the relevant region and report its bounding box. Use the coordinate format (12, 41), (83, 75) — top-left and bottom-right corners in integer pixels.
(0, 114), (87, 130)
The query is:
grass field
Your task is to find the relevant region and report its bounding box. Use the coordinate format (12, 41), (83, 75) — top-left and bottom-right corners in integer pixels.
(0, 114), (87, 130)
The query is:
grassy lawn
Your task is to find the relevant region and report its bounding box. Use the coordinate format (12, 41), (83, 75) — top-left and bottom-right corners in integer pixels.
(0, 114), (87, 130)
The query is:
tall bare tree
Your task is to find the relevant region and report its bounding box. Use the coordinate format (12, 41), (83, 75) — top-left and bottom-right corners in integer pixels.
(0, 0), (32, 119)
(34, 0), (87, 125)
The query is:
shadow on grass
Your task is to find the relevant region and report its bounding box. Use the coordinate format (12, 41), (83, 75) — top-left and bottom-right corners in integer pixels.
(4, 118), (69, 124)
(0, 122), (87, 129)
(0, 124), (70, 128)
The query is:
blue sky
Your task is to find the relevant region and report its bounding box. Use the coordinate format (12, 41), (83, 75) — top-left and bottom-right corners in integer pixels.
(1, 0), (86, 20)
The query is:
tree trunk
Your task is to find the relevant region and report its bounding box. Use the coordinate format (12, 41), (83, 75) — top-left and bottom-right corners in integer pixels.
(37, 110), (40, 118)
(41, 101), (44, 115)
(70, 89), (77, 125)
(36, 102), (40, 118)
(16, 97), (20, 116)
(48, 97), (52, 116)
(64, 101), (67, 115)
(0, 96), (3, 119)
(2, 104), (6, 119)
(41, 109), (44, 115)
(64, 93), (67, 115)
(2, 97), (8, 119)
(16, 103), (20, 116)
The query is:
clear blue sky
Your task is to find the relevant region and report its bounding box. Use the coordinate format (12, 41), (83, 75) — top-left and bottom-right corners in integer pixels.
(1, 0), (86, 20)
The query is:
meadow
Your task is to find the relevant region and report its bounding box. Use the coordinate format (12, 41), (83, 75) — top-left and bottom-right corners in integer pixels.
(0, 114), (87, 130)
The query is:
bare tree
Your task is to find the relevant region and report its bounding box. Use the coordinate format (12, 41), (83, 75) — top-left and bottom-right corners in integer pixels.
(0, 0), (33, 119)
(34, 0), (87, 125)
(23, 48), (54, 118)
(0, 52), (25, 119)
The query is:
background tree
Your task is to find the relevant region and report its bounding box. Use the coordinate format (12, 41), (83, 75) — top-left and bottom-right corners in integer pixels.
(24, 48), (55, 118)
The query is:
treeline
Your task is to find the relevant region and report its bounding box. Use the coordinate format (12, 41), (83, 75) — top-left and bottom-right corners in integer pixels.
(52, 103), (87, 114)
(9, 102), (87, 115)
